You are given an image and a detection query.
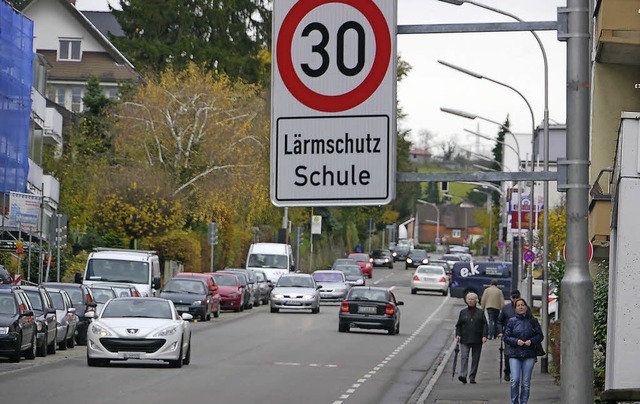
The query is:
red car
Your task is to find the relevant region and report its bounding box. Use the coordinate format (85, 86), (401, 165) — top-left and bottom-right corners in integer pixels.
(347, 253), (373, 279)
(210, 272), (244, 312)
(175, 272), (221, 318)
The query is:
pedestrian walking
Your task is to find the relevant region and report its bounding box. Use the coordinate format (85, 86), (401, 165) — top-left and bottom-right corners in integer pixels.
(455, 292), (488, 385)
(481, 279), (504, 340)
(498, 290), (521, 381)
(503, 298), (544, 404)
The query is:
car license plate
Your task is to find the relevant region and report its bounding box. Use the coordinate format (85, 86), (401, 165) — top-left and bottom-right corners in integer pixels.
(285, 301), (302, 306)
(358, 306), (377, 314)
(124, 353), (141, 359)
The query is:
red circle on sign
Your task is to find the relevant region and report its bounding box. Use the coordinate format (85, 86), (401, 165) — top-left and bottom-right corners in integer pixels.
(277, 0), (391, 112)
(562, 241), (594, 263)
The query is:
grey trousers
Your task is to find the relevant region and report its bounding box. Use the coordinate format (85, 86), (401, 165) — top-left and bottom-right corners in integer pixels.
(459, 342), (483, 380)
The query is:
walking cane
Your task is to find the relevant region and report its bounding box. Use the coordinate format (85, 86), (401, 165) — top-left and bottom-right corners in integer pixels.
(499, 340), (504, 383)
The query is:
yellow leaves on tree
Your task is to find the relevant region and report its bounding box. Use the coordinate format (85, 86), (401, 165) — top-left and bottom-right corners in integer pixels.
(97, 182), (183, 249)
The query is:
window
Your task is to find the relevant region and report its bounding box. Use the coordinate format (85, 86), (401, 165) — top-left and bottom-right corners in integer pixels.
(59, 39), (81, 61)
(452, 229), (461, 238)
(71, 87), (84, 112)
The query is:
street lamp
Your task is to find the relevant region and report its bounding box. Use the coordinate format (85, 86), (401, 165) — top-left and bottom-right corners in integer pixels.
(438, 0), (551, 374)
(417, 199), (440, 244)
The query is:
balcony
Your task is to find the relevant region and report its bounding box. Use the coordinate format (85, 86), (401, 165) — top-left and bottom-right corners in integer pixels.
(589, 168), (612, 248)
(595, 0), (640, 65)
(44, 107), (63, 146)
(31, 88), (46, 128)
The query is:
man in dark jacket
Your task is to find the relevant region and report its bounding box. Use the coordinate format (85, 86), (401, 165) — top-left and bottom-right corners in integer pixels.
(497, 289), (521, 381)
(455, 292), (488, 384)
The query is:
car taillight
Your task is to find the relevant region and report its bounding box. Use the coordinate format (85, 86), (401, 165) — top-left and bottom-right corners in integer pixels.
(385, 303), (394, 315)
(340, 301), (350, 312)
(439, 277), (447, 283)
(413, 276), (419, 281)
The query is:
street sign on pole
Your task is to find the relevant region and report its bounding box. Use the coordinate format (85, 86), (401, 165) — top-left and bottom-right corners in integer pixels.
(271, 0), (397, 206)
(562, 240), (593, 263)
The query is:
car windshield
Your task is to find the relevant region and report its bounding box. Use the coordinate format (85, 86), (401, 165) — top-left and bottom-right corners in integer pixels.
(24, 290), (44, 311)
(86, 259), (149, 284)
(417, 266), (444, 275)
(371, 250), (389, 258)
(91, 288), (116, 304)
(49, 292), (65, 310)
(313, 272), (344, 282)
(59, 287), (84, 306)
(101, 299), (172, 319)
(0, 295), (16, 315)
(409, 250), (427, 259)
(443, 255), (461, 261)
(247, 253), (288, 269)
(213, 275), (237, 286)
(335, 265), (362, 276)
(163, 280), (206, 294)
(277, 276), (313, 288)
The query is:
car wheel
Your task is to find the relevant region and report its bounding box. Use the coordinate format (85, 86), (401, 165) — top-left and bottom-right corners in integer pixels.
(169, 340), (184, 368)
(395, 322), (400, 334)
(234, 306), (241, 313)
(388, 323), (396, 335)
(201, 311), (208, 321)
(270, 307), (279, 313)
(25, 332), (37, 360)
(67, 332), (75, 349)
(87, 353), (109, 367)
(442, 289), (448, 296)
(9, 335), (21, 363)
(254, 298), (261, 307)
(47, 331), (57, 355)
(338, 322), (348, 333)
(368, 274), (372, 279)
(76, 330), (87, 346)
(183, 338), (191, 365)
(411, 288), (417, 295)
(312, 306), (320, 314)
(388, 264), (393, 269)
(37, 332), (48, 357)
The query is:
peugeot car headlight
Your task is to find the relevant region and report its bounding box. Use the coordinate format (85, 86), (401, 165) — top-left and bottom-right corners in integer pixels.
(0, 327), (9, 334)
(273, 294), (284, 299)
(153, 325), (178, 337)
(90, 323), (112, 337)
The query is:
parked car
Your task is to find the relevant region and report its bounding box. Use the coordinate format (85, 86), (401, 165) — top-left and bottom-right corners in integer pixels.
(312, 270), (351, 302)
(333, 265), (365, 286)
(174, 273), (221, 318)
(220, 270), (254, 310)
(371, 249), (394, 269)
(254, 270), (272, 305)
(42, 283), (96, 345)
(338, 286), (404, 335)
(242, 269), (262, 307)
(405, 249), (429, 270)
(0, 287), (37, 362)
(88, 285), (117, 315)
(347, 253), (373, 278)
(211, 272), (244, 312)
(86, 297), (192, 368)
(410, 265), (449, 296)
(270, 273), (321, 314)
(160, 277), (213, 321)
(46, 287), (78, 350)
(22, 285), (58, 357)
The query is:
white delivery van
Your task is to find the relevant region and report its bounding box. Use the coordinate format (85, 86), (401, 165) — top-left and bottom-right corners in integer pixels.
(78, 248), (162, 297)
(244, 243), (294, 283)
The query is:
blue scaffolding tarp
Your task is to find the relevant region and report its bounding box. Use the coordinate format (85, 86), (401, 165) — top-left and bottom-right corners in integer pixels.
(0, 2), (33, 194)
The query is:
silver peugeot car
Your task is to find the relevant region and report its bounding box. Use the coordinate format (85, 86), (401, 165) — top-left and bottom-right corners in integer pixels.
(270, 274), (321, 314)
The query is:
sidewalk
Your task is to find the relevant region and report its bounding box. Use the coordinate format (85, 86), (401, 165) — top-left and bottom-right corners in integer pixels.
(419, 337), (561, 403)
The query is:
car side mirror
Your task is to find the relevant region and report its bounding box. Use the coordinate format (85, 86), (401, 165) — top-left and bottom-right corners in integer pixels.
(396, 301), (404, 306)
(68, 307), (76, 313)
(240, 262), (246, 269)
(74, 273), (82, 284)
(181, 313), (193, 321)
(87, 302), (98, 309)
(46, 307), (57, 315)
(152, 277), (161, 290)
(316, 285), (322, 289)
(85, 311), (95, 319)
(20, 310), (34, 317)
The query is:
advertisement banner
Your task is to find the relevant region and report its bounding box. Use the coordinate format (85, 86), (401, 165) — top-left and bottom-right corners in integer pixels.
(8, 191), (41, 232)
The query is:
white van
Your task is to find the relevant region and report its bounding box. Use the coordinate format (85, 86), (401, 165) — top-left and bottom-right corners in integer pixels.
(244, 243), (295, 283)
(78, 248), (162, 297)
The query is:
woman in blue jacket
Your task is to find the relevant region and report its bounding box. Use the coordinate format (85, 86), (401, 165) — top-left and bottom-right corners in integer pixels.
(503, 298), (543, 404)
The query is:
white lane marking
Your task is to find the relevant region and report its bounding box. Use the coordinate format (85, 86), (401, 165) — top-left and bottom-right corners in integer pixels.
(274, 362), (300, 366)
(334, 296), (450, 402)
(373, 273), (396, 285)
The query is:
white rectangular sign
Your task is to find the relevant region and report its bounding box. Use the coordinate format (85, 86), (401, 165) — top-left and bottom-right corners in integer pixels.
(271, 0), (397, 207)
(8, 191), (42, 232)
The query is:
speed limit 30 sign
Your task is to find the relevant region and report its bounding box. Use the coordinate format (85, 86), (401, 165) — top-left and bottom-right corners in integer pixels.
(271, 0), (397, 207)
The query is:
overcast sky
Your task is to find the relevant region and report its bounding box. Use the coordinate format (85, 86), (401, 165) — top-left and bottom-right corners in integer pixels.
(76, 0), (567, 155)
